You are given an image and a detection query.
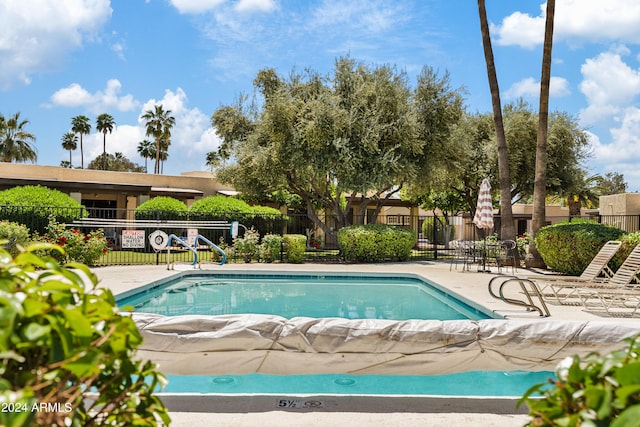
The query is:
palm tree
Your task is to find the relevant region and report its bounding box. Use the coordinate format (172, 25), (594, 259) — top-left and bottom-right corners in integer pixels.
(136, 139), (154, 173)
(61, 132), (78, 167)
(529, 0), (556, 267)
(141, 105), (175, 174)
(96, 114), (115, 170)
(477, 0), (516, 241)
(0, 112), (37, 163)
(71, 115), (91, 169)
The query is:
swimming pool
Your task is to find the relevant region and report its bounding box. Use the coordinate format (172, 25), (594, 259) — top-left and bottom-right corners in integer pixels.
(118, 271), (561, 397)
(117, 272), (495, 321)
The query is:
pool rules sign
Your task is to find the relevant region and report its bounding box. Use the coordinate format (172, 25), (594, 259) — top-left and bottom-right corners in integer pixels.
(122, 230), (145, 248)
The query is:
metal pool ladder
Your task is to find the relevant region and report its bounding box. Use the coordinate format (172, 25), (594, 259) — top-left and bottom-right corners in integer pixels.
(488, 276), (551, 317)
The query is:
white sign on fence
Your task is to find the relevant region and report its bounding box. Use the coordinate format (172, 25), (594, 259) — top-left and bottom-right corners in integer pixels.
(121, 230), (146, 248)
(187, 228), (198, 245)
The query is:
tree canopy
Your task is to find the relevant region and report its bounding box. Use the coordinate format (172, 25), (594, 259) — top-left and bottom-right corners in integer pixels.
(211, 57), (465, 241)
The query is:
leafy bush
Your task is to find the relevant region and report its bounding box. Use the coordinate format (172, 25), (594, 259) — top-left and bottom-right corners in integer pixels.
(134, 196), (188, 220)
(283, 234), (306, 263)
(520, 334), (640, 426)
(32, 217), (108, 266)
(0, 185), (86, 233)
(260, 234), (283, 263)
(534, 220), (625, 275)
(233, 228), (260, 262)
(0, 244), (169, 427)
(421, 217), (456, 245)
(189, 196), (256, 221)
(338, 224), (416, 262)
(0, 220), (30, 256)
(611, 231), (640, 271)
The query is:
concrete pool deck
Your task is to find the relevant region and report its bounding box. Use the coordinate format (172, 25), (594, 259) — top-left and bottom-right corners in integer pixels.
(93, 261), (638, 426)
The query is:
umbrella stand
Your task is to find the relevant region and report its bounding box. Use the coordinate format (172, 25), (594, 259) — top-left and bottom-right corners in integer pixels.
(478, 229), (491, 273)
(473, 178), (494, 273)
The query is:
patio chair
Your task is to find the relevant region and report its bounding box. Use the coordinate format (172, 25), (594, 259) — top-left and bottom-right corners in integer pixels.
(576, 287), (640, 317)
(495, 239), (518, 274)
(523, 240), (621, 290)
(532, 242), (640, 305)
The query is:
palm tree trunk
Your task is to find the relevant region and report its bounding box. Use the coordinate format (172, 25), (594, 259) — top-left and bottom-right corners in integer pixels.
(528, 0), (555, 268)
(80, 136), (84, 169)
(477, 0), (516, 241)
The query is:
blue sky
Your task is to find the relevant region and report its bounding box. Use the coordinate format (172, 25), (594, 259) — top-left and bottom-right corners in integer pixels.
(2, 1), (640, 192)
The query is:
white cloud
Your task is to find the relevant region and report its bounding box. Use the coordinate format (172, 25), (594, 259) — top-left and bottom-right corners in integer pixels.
(49, 79), (139, 114)
(235, 0), (277, 13)
(311, 0), (405, 34)
(504, 76), (570, 99)
(170, 0), (225, 14)
(578, 48), (640, 125)
(0, 0), (112, 89)
(494, 0), (640, 48)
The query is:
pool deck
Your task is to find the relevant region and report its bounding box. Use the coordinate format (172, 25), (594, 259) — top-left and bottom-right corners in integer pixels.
(93, 260), (637, 426)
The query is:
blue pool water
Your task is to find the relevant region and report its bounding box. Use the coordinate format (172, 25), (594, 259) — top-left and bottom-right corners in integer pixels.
(120, 272), (551, 396)
(162, 371), (554, 396)
(118, 272), (494, 321)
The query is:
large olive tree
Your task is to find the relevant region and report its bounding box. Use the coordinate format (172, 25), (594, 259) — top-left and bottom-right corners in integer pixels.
(211, 57), (464, 242)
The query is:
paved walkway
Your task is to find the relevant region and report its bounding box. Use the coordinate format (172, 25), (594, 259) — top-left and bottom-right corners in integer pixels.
(92, 260), (637, 426)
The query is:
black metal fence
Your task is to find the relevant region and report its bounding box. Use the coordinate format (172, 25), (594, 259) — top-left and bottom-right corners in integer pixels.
(1, 204), (639, 265)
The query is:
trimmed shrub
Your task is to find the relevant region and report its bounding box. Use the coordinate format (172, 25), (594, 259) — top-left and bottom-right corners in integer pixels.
(0, 245), (169, 427)
(0, 220), (30, 256)
(0, 185), (86, 233)
(260, 234), (283, 263)
(189, 196), (255, 221)
(611, 231), (640, 272)
(135, 196), (188, 220)
(283, 234), (306, 263)
(338, 224), (416, 262)
(534, 220), (625, 275)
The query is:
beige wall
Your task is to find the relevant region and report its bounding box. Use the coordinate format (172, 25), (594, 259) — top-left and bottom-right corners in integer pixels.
(0, 163), (236, 210)
(599, 193), (640, 215)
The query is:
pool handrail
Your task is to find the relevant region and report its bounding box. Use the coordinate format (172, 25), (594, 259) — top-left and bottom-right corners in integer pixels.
(193, 234), (227, 265)
(166, 234), (199, 268)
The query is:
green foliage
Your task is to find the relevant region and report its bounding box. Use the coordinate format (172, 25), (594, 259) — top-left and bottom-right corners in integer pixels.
(421, 217), (456, 245)
(134, 196), (188, 220)
(260, 233), (283, 263)
(534, 220), (625, 275)
(283, 234), (307, 264)
(212, 57), (465, 243)
(520, 334), (640, 427)
(233, 228), (260, 262)
(611, 231), (640, 272)
(32, 217), (108, 266)
(0, 185), (86, 233)
(0, 221), (29, 256)
(0, 245), (170, 427)
(338, 224), (416, 262)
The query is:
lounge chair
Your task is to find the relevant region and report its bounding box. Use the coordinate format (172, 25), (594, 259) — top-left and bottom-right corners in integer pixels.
(576, 287), (640, 317)
(533, 242), (640, 305)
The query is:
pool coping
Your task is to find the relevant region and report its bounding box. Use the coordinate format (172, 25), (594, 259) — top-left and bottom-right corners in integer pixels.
(157, 393), (529, 415)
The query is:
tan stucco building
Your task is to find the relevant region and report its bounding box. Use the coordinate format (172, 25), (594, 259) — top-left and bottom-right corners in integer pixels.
(0, 163), (236, 216)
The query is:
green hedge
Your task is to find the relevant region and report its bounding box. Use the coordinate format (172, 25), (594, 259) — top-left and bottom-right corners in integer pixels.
(610, 231), (640, 271)
(134, 196), (188, 220)
(283, 234), (306, 263)
(338, 224), (416, 262)
(0, 185), (86, 233)
(534, 220), (626, 275)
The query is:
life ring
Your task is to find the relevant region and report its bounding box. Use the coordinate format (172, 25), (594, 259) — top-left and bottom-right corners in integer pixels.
(149, 230), (169, 251)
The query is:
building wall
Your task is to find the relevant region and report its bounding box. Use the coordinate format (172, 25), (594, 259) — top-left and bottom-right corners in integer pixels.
(0, 163), (236, 210)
